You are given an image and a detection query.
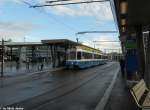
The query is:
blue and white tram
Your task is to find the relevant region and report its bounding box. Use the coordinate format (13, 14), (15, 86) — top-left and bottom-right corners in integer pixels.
(65, 46), (107, 69)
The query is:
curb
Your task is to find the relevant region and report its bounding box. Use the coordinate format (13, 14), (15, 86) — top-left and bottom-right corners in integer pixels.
(95, 67), (120, 110)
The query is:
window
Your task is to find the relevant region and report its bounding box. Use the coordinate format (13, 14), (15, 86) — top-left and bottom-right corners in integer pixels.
(77, 52), (81, 60)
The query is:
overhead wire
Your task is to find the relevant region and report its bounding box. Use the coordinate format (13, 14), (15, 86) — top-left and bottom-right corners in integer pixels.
(20, 0), (78, 33)
(46, 0), (75, 3)
(30, 0), (109, 7)
(20, 0), (120, 51)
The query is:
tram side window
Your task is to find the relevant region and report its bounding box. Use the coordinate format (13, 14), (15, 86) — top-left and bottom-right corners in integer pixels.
(77, 52), (81, 60)
(82, 52), (92, 59)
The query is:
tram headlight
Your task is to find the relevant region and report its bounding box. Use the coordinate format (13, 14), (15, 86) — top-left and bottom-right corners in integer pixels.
(71, 62), (74, 65)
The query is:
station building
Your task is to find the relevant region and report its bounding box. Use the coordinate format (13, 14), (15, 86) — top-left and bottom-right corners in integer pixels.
(0, 39), (108, 68)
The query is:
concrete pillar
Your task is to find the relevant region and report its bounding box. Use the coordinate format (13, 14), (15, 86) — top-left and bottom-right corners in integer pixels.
(64, 45), (68, 62)
(57, 46), (61, 67)
(54, 45), (57, 67)
(47, 46), (49, 63)
(50, 45), (55, 68)
(20, 46), (26, 62)
(31, 46), (35, 62)
(136, 25), (145, 78)
(18, 47), (22, 62)
(10, 47), (13, 61)
(144, 29), (150, 88)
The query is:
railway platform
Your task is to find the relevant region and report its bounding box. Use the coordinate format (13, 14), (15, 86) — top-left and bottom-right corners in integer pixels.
(104, 73), (138, 110)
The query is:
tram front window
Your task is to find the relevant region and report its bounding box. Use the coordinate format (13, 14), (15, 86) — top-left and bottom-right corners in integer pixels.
(77, 52), (81, 60)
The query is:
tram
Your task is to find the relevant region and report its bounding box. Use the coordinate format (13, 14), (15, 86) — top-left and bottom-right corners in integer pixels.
(65, 45), (108, 69)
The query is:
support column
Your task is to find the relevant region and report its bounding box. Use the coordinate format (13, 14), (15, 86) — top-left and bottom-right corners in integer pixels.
(50, 45), (54, 68)
(64, 45), (68, 65)
(136, 25), (145, 78)
(53, 45), (57, 67)
(144, 28), (150, 88)
(64, 42), (68, 61)
(31, 46), (36, 62)
(10, 47), (13, 61)
(47, 46), (49, 64)
(18, 47), (22, 62)
(57, 46), (61, 67)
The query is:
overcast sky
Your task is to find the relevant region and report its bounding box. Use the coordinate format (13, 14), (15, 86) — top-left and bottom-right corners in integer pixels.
(0, 0), (121, 52)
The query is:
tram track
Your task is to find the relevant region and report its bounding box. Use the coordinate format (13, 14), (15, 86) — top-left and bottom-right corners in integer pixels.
(10, 62), (119, 110)
(46, 63), (116, 94)
(1, 62), (110, 88)
(1, 63), (112, 107)
(31, 63), (118, 110)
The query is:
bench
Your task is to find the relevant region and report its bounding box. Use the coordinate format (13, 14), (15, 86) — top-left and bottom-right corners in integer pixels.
(130, 79), (150, 110)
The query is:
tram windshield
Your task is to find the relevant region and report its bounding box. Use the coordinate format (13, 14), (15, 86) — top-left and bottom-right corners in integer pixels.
(77, 52), (81, 60)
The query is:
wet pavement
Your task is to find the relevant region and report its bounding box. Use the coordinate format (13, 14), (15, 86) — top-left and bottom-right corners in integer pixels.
(0, 62), (120, 110)
(0, 61), (52, 76)
(104, 72), (138, 110)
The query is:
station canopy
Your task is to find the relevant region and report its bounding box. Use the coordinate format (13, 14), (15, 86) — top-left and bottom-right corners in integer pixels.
(42, 39), (78, 46)
(0, 39), (102, 53)
(42, 39), (102, 53)
(0, 42), (42, 47)
(114, 0), (150, 35)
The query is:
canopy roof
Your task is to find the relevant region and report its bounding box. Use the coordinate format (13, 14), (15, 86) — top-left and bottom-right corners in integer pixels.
(114, 0), (150, 35)
(42, 39), (102, 53)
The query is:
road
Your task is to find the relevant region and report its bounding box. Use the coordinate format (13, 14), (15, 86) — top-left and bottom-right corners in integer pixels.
(0, 62), (120, 110)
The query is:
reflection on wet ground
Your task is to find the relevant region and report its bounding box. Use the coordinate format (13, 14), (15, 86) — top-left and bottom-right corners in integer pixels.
(0, 61), (52, 76)
(0, 62), (119, 110)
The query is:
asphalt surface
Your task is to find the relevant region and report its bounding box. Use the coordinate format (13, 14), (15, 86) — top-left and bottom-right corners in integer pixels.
(104, 72), (138, 110)
(0, 62), (120, 110)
